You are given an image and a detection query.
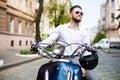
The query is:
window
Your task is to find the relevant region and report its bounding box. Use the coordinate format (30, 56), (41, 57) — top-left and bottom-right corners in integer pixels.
(111, 13), (114, 22)
(26, 40), (28, 46)
(30, 2), (32, 10)
(10, 0), (14, 6)
(30, 41), (32, 45)
(18, 20), (22, 34)
(35, 0), (39, 9)
(25, 0), (28, 12)
(11, 40), (14, 47)
(25, 22), (28, 34)
(18, 0), (22, 9)
(29, 24), (32, 34)
(19, 40), (22, 46)
(10, 18), (14, 33)
(111, 0), (114, 6)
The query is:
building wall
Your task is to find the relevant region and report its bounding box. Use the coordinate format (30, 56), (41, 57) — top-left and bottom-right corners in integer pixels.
(0, 0), (35, 51)
(0, 0), (7, 32)
(102, 0), (120, 39)
(0, 32), (34, 50)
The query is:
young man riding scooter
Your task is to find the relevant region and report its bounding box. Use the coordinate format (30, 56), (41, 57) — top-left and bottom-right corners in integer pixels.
(35, 5), (98, 80)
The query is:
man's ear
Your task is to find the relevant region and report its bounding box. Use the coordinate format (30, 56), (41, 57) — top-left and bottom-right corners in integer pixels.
(70, 13), (72, 18)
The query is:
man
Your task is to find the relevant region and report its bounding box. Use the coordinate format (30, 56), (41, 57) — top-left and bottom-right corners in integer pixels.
(41, 5), (90, 55)
(37, 5), (97, 80)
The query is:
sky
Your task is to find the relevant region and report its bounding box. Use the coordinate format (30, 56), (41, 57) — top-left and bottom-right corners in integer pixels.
(70, 0), (106, 29)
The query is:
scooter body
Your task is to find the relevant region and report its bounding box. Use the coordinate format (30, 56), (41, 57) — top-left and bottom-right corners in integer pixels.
(37, 59), (82, 80)
(33, 43), (94, 80)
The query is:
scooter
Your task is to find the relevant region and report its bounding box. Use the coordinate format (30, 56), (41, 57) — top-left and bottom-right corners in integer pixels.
(32, 43), (98, 80)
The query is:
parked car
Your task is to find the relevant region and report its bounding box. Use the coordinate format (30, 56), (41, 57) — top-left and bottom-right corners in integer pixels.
(92, 38), (109, 49)
(92, 38), (120, 49)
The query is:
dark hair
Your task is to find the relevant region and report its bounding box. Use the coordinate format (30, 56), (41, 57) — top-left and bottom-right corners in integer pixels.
(70, 5), (82, 13)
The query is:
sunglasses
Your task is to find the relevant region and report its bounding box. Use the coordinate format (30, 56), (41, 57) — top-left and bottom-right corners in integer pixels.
(75, 11), (84, 16)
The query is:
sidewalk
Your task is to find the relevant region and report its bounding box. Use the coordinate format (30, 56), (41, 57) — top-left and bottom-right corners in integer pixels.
(0, 50), (41, 71)
(101, 48), (120, 53)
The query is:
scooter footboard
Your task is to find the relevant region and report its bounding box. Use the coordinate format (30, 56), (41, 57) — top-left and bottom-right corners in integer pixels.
(37, 62), (82, 80)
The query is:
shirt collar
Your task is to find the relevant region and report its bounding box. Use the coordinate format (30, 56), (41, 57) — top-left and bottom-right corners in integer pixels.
(68, 23), (81, 30)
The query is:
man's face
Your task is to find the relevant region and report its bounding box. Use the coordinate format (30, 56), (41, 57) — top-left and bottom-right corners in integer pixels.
(70, 8), (83, 23)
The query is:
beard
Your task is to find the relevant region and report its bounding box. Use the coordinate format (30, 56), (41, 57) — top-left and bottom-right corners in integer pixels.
(72, 16), (81, 23)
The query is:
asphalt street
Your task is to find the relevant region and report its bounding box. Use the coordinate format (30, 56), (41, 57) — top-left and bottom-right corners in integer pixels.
(95, 50), (120, 80)
(0, 50), (120, 80)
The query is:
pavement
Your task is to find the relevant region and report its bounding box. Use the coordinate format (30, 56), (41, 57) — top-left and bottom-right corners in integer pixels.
(0, 50), (41, 71)
(102, 48), (120, 53)
(0, 48), (120, 71)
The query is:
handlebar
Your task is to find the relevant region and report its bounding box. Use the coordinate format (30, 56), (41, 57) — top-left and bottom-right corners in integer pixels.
(37, 43), (96, 59)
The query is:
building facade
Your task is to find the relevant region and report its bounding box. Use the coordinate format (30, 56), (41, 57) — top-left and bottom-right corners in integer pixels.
(100, 0), (120, 39)
(0, 0), (71, 51)
(0, 0), (35, 50)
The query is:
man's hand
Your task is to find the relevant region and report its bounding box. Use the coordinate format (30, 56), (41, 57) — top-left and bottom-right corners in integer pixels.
(81, 67), (86, 77)
(30, 43), (39, 52)
(84, 43), (96, 52)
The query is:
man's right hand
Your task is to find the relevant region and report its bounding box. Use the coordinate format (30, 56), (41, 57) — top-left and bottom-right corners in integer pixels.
(30, 43), (39, 51)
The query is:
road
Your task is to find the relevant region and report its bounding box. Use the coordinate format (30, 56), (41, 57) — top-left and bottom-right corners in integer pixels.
(0, 58), (49, 80)
(95, 50), (120, 80)
(0, 50), (120, 80)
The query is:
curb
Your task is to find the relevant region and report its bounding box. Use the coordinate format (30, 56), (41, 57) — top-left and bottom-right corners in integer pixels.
(0, 56), (42, 71)
(101, 48), (120, 53)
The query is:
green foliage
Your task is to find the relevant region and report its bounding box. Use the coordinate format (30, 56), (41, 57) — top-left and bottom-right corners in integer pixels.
(20, 50), (35, 55)
(44, 0), (70, 27)
(45, 47), (53, 51)
(55, 4), (70, 26)
(92, 31), (105, 44)
(58, 14), (70, 25)
(41, 34), (49, 40)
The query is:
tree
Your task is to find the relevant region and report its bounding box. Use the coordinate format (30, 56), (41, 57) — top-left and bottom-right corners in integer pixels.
(35, 0), (43, 43)
(57, 4), (70, 26)
(92, 31), (105, 44)
(44, 0), (70, 27)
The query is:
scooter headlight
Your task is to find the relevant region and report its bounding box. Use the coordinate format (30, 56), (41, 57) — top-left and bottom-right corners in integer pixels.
(53, 43), (65, 56)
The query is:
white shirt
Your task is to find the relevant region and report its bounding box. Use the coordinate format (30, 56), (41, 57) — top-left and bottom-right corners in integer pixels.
(41, 23), (90, 55)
